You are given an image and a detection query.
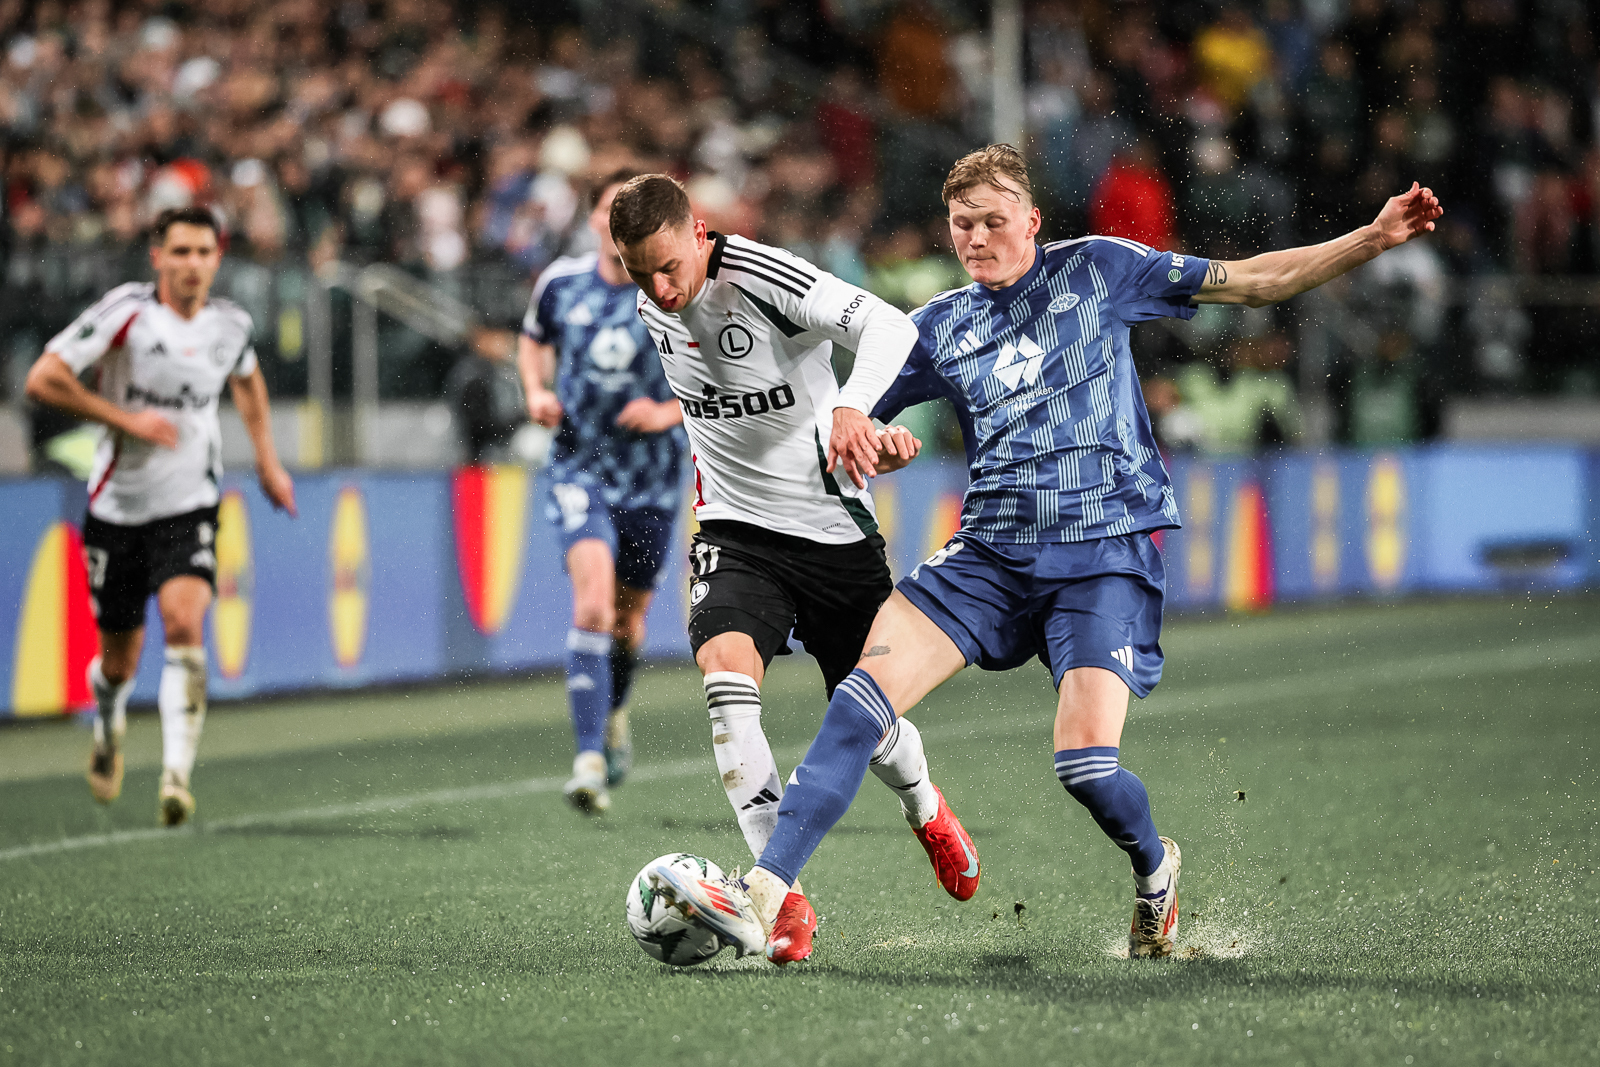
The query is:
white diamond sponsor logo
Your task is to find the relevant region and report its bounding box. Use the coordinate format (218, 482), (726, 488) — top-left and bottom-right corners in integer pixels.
(992, 333), (1047, 392)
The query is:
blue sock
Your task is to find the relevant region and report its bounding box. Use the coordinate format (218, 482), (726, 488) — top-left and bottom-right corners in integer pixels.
(566, 629), (612, 754)
(1055, 747), (1166, 877)
(756, 669), (896, 885)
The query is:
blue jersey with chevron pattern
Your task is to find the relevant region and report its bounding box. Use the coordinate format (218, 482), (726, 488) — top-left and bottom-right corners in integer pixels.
(873, 237), (1210, 544)
(524, 255), (685, 510)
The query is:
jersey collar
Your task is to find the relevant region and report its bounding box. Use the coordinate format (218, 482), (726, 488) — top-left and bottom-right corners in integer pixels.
(677, 231), (726, 313)
(705, 231), (728, 279)
(972, 243), (1043, 305)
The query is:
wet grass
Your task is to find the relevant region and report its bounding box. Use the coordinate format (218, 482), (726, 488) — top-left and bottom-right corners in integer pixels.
(1, 594), (1597, 1066)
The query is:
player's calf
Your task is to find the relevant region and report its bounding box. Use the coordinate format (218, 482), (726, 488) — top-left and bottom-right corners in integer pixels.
(604, 643), (639, 785)
(704, 671), (785, 856)
(86, 657), (132, 804)
(1054, 747), (1166, 876)
(157, 646), (206, 825)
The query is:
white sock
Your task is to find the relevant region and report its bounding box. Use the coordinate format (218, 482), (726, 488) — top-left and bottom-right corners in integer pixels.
(869, 717), (941, 827)
(704, 671), (785, 858)
(1134, 843), (1173, 896)
(745, 866), (792, 928)
(158, 646), (207, 785)
(89, 657), (133, 747)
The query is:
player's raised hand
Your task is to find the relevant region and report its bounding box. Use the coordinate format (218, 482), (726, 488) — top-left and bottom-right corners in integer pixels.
(1373, 182), (1443, 250)
(873, 425), (922, 474)
(527, 387), (563, 429)
(828, 407), (880, 489)
(615, 397), (684, 433)
(257, 459), (298, 517)
(123, 409), (180, 449)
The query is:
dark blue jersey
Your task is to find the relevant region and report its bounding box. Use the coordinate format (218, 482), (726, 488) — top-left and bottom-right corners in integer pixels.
(524, 254), (685, 510)
(874, 236), (1210, 543)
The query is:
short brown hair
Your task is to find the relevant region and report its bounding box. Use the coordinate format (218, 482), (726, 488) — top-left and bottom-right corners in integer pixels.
(151, 206), (221, 244)
(609, 174), (692, 246)
(942, 144), (1033, 208)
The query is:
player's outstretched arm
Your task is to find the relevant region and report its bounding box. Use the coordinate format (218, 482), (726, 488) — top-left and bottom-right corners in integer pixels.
(1197, 182), (1442, 308)
(229, 367), (297, 517)
(828, 305), (921, 488)
(24, 351), (179, 448)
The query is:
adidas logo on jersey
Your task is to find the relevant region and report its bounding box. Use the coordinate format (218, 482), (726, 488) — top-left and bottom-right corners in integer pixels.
(992, 333), (1047, 392)
(565, 302), (595, 326)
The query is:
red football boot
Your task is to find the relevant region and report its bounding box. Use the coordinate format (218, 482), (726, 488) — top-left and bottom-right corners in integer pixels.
(764, 891), (818, 966)
(910, 786), (981, 901)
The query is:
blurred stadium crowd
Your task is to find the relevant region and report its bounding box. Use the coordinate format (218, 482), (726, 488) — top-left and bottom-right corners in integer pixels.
(3, 0), (1598, 458)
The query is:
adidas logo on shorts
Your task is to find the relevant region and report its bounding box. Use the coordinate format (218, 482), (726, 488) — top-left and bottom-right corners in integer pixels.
(1110, 645), (1135, 672)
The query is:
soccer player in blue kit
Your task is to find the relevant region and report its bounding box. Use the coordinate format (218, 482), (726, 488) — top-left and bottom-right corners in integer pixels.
(519, 170), (687, 814)
(665, 144), (1442, 963)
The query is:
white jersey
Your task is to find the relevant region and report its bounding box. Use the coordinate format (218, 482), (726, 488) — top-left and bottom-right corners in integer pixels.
(638, 233), (918, 544)
(47, 282), (258, 526)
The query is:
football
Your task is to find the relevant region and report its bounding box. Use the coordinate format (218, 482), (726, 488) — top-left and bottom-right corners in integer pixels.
(624, 853), (727, 967)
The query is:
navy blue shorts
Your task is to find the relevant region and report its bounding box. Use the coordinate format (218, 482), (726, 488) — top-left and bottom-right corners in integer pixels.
(896, 531), (1167, 696)
(545, 482), (674, 591)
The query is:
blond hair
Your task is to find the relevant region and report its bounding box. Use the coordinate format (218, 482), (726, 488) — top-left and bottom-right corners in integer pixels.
(942, 144), (1034, 208)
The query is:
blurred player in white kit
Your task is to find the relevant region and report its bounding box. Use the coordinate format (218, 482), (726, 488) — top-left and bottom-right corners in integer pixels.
(26, 206), (297, 826)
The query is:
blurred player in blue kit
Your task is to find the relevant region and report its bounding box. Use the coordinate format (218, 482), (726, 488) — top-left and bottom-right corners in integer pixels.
(518, 170), (687, 814)
(664, 144), (1442, 964)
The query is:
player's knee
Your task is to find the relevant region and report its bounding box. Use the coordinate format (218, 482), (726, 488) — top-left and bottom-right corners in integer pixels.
(161, 614), (205, 647)
(695, 632), (761, 678)
(572, 599), (615, 634)
(826, 668), (897, 739)
(98, 656), (135, 686)
(612, 607), (647, 648)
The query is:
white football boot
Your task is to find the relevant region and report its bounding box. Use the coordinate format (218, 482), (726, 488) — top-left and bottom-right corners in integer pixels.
(648, 861), (767, 959)
(158, 769), (196, 827)
(562, 750), (611, 814)
(1129, 837), (1181, 959)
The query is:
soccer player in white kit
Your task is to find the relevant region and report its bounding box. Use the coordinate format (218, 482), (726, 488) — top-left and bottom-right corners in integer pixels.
(25, 206), (297, 826)
(609, 176), (981, 963)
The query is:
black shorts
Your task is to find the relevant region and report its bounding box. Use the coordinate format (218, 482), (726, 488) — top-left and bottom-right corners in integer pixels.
(686, 520), (893, 697)
(81, 505), (219, 632)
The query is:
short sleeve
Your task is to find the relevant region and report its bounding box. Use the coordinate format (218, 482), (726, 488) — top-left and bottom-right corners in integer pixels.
(232, 343), (259, 378)
(47, 287), (144, 374)
(715, 235), (887, 352)
(523, 270), (561, 344)
(1089, 239), (1211, 324)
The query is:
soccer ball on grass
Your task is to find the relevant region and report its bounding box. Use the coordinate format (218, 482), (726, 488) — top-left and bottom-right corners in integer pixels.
(625, 853), (727, 967)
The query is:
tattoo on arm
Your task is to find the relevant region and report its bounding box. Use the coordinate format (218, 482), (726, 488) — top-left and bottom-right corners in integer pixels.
(1207, 261), (1228, 287)
(864, 645), (891, 657)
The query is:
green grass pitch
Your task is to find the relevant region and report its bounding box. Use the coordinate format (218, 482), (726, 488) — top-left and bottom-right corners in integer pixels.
(1, 595), (1597, 1067)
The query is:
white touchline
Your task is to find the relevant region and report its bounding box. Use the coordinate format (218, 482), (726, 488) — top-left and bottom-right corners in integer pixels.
(1, 635), (1592, 865)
